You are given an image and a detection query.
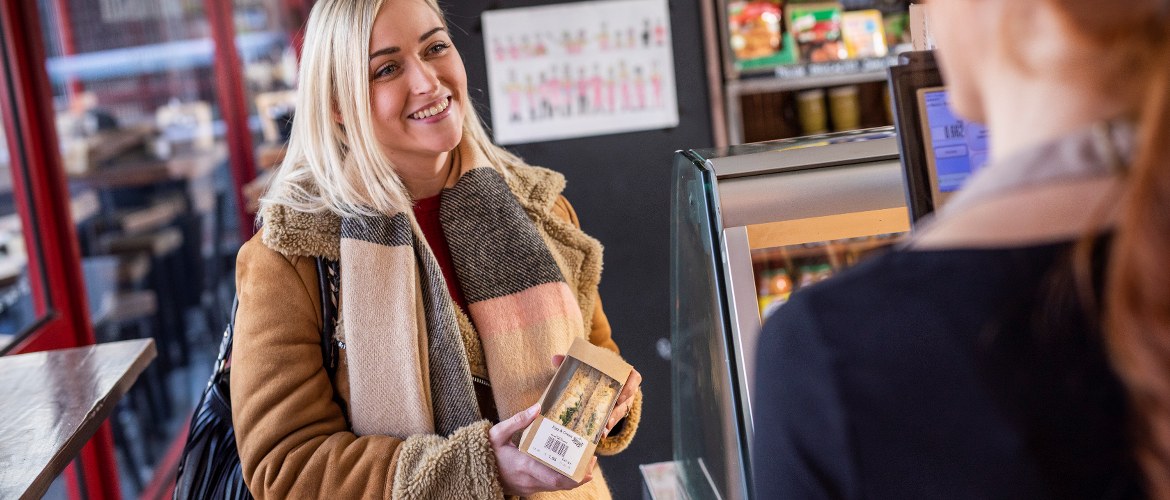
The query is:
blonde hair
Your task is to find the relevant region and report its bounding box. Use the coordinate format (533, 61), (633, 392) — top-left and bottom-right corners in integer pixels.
(260, 0), (528, 219)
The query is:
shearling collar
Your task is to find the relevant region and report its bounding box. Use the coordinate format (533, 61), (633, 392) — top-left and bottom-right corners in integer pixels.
(261, 163), (567, 260)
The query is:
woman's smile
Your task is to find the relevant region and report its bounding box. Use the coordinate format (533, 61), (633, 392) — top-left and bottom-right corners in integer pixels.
(408, 95), (453, 122)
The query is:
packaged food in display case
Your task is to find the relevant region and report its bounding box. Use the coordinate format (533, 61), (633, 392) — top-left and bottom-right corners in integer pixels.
(728, 1), (798, 71)
(786, 2), (847, 62)
(841, 9), (888, 58)
(756, 266), (792, 318)
(520, 338), (632, 481)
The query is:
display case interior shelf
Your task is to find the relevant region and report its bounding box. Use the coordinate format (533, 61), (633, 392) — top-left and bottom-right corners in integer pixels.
(745, 206), (908, 249)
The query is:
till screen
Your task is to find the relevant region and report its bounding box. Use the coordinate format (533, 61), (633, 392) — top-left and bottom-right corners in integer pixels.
(922, 89), (990, 193)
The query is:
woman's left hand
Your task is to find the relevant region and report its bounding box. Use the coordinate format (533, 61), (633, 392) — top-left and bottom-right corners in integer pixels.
(551, 355), (642, 438)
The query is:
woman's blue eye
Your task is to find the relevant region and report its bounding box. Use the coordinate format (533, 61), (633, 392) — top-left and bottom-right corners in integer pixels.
(376, 64), (398, 78)
(428, 42), (450, 55)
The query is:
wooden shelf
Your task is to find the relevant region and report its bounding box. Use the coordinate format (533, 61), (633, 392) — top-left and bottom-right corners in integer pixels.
(746, 207), (910, 250)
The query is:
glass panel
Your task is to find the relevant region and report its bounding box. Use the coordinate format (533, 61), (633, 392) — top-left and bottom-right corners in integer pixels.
(36, 0), (245, 495)
(235, 0), (305, 210)
(670, 151), (750, 500)
(0, 120), (41, 352)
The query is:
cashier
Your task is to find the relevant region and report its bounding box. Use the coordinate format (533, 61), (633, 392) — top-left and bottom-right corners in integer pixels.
(752, 0), (1169, 498)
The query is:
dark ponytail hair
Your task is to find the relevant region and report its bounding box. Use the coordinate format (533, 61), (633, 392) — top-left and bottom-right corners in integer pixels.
(1105, 22), (1170, 499)
(1048, 0), (1170, 494)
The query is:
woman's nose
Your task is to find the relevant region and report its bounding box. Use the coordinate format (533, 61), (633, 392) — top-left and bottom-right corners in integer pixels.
(410, 62), (441, 95)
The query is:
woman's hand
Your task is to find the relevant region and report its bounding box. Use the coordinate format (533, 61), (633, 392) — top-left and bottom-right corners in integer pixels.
(489, 403), (595, 496)
(551, 355), (642, 438)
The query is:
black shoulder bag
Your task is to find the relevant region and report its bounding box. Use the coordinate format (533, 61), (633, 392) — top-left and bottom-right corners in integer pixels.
(173, 258), (342, 500)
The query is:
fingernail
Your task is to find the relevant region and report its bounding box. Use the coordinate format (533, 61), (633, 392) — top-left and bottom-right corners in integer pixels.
(527, 403), (540, 417)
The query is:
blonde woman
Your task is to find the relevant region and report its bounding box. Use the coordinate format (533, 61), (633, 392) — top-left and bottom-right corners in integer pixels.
(230, 0), (643, 497)
(753, 0), (1169, 498)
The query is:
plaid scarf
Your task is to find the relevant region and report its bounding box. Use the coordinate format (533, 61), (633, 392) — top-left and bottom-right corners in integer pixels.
(339, 142), (587, 439)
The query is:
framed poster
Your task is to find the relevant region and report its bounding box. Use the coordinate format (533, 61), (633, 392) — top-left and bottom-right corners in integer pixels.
(482, 0), (679, 145)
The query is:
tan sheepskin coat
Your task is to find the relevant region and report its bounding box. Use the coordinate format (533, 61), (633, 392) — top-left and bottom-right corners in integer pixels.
(230, 163), (641, 499)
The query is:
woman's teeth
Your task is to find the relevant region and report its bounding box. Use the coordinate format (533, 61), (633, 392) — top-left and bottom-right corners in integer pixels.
(411, 97), (450, 119)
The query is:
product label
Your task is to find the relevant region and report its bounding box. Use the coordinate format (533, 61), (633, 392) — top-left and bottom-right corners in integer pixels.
(528, 418), (588, 476)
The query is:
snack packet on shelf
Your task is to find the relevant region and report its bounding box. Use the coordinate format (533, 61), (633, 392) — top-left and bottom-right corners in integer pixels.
(728, 1), (798, 71)
(841, 9), (888, 58)
(787, 2), (848, 62)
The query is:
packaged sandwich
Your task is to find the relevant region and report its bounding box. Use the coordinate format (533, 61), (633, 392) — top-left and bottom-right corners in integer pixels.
(519, 338), (632, 481)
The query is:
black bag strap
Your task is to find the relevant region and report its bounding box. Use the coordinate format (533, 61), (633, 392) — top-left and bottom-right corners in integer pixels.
(212, 257), (345, 422)
(211, 296), (239, 384)
(315, 257), (348, 426)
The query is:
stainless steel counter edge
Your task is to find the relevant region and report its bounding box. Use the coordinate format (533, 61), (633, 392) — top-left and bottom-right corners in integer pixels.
(706, 134), (899, 179)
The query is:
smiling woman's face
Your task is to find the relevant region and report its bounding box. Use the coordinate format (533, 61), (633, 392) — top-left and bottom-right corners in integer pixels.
(367, 0), (466, 169)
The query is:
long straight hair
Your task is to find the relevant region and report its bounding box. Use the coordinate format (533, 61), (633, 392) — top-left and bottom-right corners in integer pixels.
(260, 0), (529, 219)
(1050, 0), (1170, 495)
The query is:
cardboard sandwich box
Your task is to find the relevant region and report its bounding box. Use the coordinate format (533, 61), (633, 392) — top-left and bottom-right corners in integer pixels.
(519, 338), (632, 482)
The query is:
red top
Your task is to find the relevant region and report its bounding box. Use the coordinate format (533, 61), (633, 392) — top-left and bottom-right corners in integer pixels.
(412, 194), (468, 312)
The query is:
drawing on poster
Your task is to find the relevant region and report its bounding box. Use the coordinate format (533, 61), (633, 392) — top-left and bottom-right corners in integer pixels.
(482, 0), (678, 145)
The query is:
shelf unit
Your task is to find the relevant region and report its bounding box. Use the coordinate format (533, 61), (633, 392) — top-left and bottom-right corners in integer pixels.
(699, 1), (910, 147)
(724, 57), (895, 145)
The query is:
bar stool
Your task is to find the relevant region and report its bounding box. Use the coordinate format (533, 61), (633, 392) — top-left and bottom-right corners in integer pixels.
(82, 257), (162, 497)
(99, 227), (187, 375)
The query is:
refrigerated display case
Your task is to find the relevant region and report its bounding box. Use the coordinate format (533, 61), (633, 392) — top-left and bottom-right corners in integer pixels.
(670, 127), (910, 499)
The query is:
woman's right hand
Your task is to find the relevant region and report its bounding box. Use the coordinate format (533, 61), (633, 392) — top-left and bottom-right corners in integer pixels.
(489, 403), (595, 496)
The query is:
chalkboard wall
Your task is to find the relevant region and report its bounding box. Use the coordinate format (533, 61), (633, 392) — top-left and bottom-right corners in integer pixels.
(442, 0), (715, 496)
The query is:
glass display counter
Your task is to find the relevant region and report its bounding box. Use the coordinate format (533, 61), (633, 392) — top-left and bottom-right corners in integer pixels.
(670, 127), (910, 499)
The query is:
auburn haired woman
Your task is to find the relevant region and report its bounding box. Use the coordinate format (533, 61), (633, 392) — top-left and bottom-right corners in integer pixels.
(753, 0), (1169, 498)
(231, 0), (642, 497)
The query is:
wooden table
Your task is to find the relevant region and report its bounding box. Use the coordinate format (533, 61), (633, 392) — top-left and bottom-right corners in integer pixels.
(0, 339), (156, 500)
(68, 145), (226, 192)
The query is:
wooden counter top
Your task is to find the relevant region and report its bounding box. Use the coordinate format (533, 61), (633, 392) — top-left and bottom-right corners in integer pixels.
(0, 339), (156, 500)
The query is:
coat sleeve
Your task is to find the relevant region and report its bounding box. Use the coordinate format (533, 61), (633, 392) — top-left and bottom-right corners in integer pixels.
(752, 293), (859, 499)
(231, 235), (504, 499)
(551, 195), (641, 456)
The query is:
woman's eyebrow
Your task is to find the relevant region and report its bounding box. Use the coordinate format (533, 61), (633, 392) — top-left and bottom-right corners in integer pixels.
(369, 46), (399, 60)
(418, 27), (445, 42)
(369, 27), (446, 60)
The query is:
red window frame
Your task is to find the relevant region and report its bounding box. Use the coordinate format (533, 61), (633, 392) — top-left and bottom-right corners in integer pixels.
(0, 0), (120, 497)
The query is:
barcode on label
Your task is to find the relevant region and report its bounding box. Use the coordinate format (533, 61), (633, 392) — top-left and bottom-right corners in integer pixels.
(543, 435), (569, 457)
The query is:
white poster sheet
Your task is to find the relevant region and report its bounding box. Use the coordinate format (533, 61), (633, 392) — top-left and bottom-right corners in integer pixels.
(482, 0), (679, 145)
